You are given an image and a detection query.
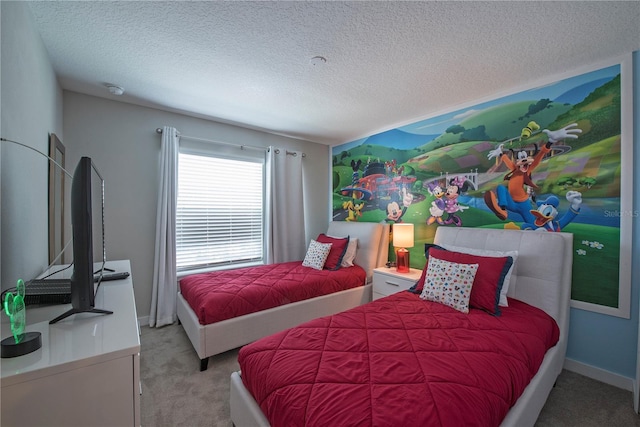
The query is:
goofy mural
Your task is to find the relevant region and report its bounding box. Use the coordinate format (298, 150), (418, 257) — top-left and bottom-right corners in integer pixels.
(483, 123), (583, 231)
(332, 62), (626, 311)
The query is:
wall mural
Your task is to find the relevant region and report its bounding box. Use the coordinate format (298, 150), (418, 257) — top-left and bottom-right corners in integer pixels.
(332, 56), (633, 318)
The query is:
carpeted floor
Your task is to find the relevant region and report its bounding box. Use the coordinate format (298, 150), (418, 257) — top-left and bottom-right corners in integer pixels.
(140, 323), (237, 427)
(140, 323), (640, 427)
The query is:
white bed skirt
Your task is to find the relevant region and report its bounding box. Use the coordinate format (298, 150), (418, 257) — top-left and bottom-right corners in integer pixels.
(177, 284), (372, 367)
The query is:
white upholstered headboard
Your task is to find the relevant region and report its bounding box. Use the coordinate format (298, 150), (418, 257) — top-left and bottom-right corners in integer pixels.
(326, 221), (390, 283)
(434, 227), (573, 343)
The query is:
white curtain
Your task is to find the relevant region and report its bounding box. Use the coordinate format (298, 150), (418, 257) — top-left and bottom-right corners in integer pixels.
(266, 147), (306, 264)
(149, 126), (179, 327)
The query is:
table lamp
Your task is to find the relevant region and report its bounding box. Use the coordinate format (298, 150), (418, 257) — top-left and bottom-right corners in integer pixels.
(393, 223), (414, 273)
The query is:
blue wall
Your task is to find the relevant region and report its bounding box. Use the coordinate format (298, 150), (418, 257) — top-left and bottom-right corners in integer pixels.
(565, 50), (640, 379)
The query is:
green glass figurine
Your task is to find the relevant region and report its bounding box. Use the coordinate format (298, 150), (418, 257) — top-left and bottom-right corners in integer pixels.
(2, 279), (42, 358)
(4, 279), (26, 344)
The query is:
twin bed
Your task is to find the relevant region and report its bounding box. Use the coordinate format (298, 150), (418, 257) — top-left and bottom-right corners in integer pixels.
(177, 223), (572, 426)
(227, 226), (573, 427)
(177, 221), (390, 370)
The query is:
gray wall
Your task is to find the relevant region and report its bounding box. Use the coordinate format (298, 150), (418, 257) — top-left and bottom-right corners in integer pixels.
(1, 1), (329, 323)
(3, 0), (640, 388)
(62, 92), (329, 322)
(1, 1), (64, 291)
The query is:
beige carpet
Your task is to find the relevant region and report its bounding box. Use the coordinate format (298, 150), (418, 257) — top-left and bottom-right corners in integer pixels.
(140, 323), (640, 427)
(140, 323), (238, 427)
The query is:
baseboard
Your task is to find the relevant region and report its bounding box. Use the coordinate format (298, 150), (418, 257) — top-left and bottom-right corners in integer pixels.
(564, 357), (634, 391)
(138, 315), (150, 327)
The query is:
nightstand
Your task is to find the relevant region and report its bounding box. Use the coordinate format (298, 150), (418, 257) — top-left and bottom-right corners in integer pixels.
(372, 267), (423, 300)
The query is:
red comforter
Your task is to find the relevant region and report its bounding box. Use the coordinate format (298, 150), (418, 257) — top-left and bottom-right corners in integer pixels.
(180, 261), (366, 325)
(238, 291), (560, 427)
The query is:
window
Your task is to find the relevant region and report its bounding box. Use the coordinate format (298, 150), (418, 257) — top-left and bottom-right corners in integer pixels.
(176, 152), (264, 271)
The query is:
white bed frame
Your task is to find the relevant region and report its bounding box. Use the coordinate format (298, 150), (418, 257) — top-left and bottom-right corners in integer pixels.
(177, 221), (390, 370)
(230, 226), (573, 427)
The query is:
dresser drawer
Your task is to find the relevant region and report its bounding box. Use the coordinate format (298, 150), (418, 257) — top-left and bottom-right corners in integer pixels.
(372, 267), (422, 299)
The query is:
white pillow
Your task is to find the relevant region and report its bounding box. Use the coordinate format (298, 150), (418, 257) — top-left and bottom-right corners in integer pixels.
(438, 243), (518, 307)
(340, 238), (358, 267)
(302, 239), (332, 270)
(419, 256), (478, 314)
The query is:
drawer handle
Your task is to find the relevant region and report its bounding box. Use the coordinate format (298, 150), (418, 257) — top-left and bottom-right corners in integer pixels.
(385, 281), (400, 287)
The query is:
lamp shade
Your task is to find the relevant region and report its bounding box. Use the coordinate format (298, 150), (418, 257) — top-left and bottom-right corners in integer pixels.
(393, 223), (414, 248)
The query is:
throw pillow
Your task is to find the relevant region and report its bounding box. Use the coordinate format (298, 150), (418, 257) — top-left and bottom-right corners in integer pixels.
(427, 247), (513, 315)
(316, 234), (350, 270)
(302, 239), (332, 270)
(438, 244), (518, 307)
(419, 256), (478, 313)
(340, 238), (359, 267)
(411, 244), (446, 294)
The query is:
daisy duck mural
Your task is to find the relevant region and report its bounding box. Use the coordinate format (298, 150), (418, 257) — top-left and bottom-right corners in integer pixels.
(331, 60), (629, 312)
(426, 176), (471, 227)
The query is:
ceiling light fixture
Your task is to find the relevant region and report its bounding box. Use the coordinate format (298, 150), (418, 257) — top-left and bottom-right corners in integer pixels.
(309, 56), (327, 66)
(106, 84), (124, 96)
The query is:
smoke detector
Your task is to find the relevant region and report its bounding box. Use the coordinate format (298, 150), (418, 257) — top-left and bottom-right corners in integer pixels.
(309, 56), (327, 66)
(106, 84), (124, 96)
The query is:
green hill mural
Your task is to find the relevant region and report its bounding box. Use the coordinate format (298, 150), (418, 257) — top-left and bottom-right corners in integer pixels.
(331, 62), (630, 314)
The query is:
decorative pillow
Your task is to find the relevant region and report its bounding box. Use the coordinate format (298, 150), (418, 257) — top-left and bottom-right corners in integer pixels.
(339, 238), (358, 267)
(411, 244), (446, 294)
(427, 247), (513, 315)
(439, 244), (518, 307)
(316, 234), (350, 270)
(302, 240), (332, 270)
(419, 256), (478, 313)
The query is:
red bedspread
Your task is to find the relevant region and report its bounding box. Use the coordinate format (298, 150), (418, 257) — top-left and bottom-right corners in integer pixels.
(238, 291), (560, 427)
(179, 261), (366, 325)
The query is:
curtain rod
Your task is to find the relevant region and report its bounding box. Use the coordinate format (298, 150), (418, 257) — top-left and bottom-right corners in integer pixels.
(155, 128), (306, 157)
(272, 148), (306, 158)
(156, 127), (264, 152)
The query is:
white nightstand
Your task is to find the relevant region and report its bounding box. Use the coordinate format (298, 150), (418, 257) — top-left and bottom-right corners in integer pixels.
(372, 267), (423, 300)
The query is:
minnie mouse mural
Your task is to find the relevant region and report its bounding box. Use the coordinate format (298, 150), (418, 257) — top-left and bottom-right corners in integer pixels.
(443, 176), (470, 226)
(426, 176), (470, 227)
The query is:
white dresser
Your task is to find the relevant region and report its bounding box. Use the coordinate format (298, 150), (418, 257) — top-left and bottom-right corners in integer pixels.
(1, 260), (140, 427)
(372, 266), (423, 300)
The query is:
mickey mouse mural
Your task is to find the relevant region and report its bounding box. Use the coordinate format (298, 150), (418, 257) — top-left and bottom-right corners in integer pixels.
(380, 191), (408, 223)
(337, 156), (417, 223)
(331, 61), (629, 312)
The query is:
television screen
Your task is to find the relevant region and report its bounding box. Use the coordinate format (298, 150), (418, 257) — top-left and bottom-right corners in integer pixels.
(49, 157), (111, 324)
(91, 160), (106, 280)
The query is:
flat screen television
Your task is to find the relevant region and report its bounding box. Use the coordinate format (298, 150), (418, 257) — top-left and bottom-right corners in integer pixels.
(50, 156), (112, 324)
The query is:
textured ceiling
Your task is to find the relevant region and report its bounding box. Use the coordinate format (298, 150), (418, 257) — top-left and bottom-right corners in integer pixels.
(28, 1), (639, 145)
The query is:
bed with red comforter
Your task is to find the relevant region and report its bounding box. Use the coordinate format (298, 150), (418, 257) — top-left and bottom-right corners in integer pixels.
(180, 261), (366, 325)
(231, 227), (573, 427)
(238, 290), (559, 427)
(177, 221), (390, 371)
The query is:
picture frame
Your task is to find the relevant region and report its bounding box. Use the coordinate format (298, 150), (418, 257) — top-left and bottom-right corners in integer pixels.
(48, 133), (65, 265)
(331, 54), (633, 318)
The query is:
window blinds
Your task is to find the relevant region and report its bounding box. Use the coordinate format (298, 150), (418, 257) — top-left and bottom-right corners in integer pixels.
(176, 152), (264, 271)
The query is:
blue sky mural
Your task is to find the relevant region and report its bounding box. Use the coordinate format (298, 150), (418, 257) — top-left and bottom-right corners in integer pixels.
(331, 62), (626, 311)
(339, 64), (618, 151)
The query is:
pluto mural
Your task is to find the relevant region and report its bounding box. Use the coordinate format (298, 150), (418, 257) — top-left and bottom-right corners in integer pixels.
(332, 58), (633, 316)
